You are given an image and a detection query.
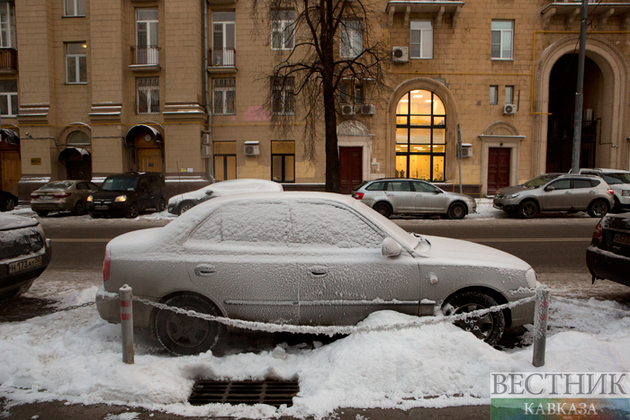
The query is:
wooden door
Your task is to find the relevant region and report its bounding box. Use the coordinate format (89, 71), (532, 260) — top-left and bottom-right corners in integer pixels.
(138, 148), (162, 173)
(488, 148), (511, 195)
(0, 150), (21, 195)
(339, 146), (363, 194)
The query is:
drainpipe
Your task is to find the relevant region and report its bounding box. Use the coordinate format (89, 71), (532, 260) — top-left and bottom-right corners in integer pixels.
(204, 0), (215, 182)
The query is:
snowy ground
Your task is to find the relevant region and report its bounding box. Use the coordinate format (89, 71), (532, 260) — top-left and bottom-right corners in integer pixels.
(1, 200), (629, 419)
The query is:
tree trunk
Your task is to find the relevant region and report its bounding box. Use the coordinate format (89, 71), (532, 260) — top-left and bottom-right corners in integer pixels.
(323, 76), (340, 192)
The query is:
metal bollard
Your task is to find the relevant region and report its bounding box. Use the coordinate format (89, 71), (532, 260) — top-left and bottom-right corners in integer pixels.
(532, 288), (550, 367)
(119, 284), (135, 364)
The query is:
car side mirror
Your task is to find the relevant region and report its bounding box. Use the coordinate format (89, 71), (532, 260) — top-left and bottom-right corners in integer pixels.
(204, 190), (214, 196)
(381, 237), (402, 258)
(434, 190), (442, 194)
(544, 186), (555, 192)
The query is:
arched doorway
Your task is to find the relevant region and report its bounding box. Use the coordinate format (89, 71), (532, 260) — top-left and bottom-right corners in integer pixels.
(125, 125), (164, 173)
(59, 147), (92, 180)
(0, 128), (21, 195)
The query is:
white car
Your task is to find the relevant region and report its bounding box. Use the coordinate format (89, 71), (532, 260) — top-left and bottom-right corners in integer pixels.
(578, 168), (630, 212)
(97, 192), (537, 355)
(167, 179), (283, 215)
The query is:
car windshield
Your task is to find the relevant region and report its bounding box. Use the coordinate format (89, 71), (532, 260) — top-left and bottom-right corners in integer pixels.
(101, 177), (138, 192)
(40, 181), (73, 190)
(603, 173), (630, 185)
(521, 174), (561, 188)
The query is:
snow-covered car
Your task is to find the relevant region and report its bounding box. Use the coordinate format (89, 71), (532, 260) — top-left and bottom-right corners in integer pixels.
(352, 178), (476, 219)
(0, 190), (18, 212)
(167, 178), (283, 215)
(30, 180), (99, 216)
(97, 192), (537, 355)
(0, 214), (52, 300)
(578, 168), (630, 213)
(586, 211), (630, 288)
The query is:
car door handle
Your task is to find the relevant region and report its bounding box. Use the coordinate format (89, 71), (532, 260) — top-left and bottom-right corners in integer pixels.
(194, 264), (216, 276)
(308, 266), (328, 277)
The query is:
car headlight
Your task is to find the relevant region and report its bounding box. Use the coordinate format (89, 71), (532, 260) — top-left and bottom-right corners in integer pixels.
(510, 193), (520, 198)
(115, 195), (127, 203)
(526, 268), (538, 289)
(87, 195), (93, 202)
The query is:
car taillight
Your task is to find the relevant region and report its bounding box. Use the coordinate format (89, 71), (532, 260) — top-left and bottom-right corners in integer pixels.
(592, 221), (603, 245)
(53, 192), (71, 198)
(353, 192), (364, 200)
(103, 246), (110, 282)
(608, 189), (615, 196)
(30, 193), (39, 199)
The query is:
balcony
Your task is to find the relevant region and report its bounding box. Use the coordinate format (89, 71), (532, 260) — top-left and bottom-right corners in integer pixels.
(129, 45), (161, 72)
(385, 1), (464, 28)
(541, 1), (630, 30)
(208, 48), (237, 73)
(0, 49), (18, 74)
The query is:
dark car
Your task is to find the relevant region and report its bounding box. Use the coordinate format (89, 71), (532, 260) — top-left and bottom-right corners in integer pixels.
(87, 172), (166, 218)
(0, 214), (52, 300)
(586, 211), (630, 288)
(30, 180), (99, 216)
(0, 190), (18, 212)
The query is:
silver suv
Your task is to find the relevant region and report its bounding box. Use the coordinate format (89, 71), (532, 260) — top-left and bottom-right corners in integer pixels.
(493, 174), (614, 218)
(352, 178), (476, 219)
(578, 168), (630, 213)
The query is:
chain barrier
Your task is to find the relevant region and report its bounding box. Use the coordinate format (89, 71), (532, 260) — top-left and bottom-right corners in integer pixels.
(45, 293), (119, 314)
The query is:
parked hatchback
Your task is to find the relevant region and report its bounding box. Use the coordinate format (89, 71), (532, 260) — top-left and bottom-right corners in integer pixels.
(87, 172), (166, 218)
(30, 180), (99, 217)
(493, 174), (614, 218)
(96, 192), (537, 355)
(586, 211), (630, 288)
(352, 178), (476, 219)
(578, 168), (630, 212)
(0, 214), (52, 300)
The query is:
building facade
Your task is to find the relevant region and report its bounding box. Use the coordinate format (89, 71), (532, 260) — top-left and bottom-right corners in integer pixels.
(1, 0), (629, 200)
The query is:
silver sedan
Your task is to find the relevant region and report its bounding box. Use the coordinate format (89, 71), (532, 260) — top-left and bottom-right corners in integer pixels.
(96, 192), (537, 355)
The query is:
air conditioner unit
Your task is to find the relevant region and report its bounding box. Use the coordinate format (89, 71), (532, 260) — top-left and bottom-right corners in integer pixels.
(361, 104), (376, 115)
(392, 46), (409, 63)
(341, 104), (355, 116)
(244, 142), (260, 156)
(201, 145), (211, 158)
(503, 104), (517, 115)
(201, 133), (211, 145)
(461, 147), (473, 158)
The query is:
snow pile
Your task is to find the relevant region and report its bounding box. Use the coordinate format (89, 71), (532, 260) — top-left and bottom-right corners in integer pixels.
(1, 286), (629, 419)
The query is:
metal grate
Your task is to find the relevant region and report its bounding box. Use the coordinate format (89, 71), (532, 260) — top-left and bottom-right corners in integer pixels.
(189, 379), (300, 407)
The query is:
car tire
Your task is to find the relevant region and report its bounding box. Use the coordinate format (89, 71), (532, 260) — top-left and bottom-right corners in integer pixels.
(443, 291), (505, 346)
(35, 210), (49, 217)
(588, 199), (609, 218)
(125, 203), (139, 218)
(1, 196), (16, 211)
(153, 294), (225, 356)
(74, 201), (86, 215)
(447, 202), (467, 220)
(612, 197), (622, 214)
(518, 200), (538, 219)
(156, 198), (166, 212)
(373, 202), (393, 218)
(178, 202), (194, 216)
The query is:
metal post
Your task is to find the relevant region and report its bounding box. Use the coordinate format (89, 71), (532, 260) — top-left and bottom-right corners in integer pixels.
(457, 124), (463, 194)
(532, 288), (550, 367)
(119, 285), (135, 364)
(572, 0), (588, 173)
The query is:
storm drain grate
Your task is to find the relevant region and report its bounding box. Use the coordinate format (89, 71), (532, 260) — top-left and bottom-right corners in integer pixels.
(189, 379), (300, 407)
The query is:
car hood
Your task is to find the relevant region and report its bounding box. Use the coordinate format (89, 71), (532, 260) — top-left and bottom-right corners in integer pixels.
(496, 185), (529, 195)
(0, 214), (39, 231)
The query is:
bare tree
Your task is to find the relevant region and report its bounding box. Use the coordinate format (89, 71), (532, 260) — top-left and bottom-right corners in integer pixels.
(253, 0), (388, 192)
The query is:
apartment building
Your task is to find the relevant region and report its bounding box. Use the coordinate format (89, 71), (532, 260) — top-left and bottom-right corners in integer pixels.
(1, 0), (629, 200)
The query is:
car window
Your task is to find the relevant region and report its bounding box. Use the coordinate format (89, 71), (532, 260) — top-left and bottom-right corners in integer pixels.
(366, 181), (386, 191)
(548, 179), (571, 190)
(76, 183), (87, 190)
(386, 181), (411, 192)
(88, 182), (99, 190)
(590, 179), (601, 187)
(411, 181), (437, 193)
(101, 177), (138, 191)
(603, 173), (630, 184)
(289, 202), (383, 248)
(41, 181), (73, 190)
(522, 174), (561, 188)
(573, 179), (592, 189)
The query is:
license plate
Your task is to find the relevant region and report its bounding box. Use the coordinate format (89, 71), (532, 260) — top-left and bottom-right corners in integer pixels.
(613, 233), (630, 246)
(41, 196), (52, 200)
(95, 205), (108, 210)
(9, 256), (43, 274)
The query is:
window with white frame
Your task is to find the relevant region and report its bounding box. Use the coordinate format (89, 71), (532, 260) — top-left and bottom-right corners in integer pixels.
(136, 8), (159, 65)
(505, 85), (514, 105)
(340, 20), (363, 59)
(213, 78), (236, 115)
(272, 77), (295, 115)
(137, 77), (159, 114)
(491, 20), (513, 60)
(213, 11), (235, 66)
(339, 79), (364, 105)
(271, 9), (295, 50)
(489, 85), (498, 105)
(0, 1), (16, 48)
(0, 79), (17, 116)
(64, 0), (85, 17)
(410, 20), (432, 59)
(66, 42), (87, 84)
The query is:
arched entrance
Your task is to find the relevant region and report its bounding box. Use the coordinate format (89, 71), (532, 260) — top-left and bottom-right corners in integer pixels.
(125, 124), (164, 173)
(0, 128), (21, 195)
(59, 147), (92, 180)
(337, 120), (373, 194)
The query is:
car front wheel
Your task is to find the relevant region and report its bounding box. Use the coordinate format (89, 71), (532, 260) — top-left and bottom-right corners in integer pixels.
(588, 199), (609, 218)
(125, 203), (139, 218)
(447, 202), (467, 220)
(156, 198), (166, 212)
(443, 291), (505, 346)
(153, 294), (225, 355)
(518, 200), (538, 219)
(1, 196), (16, 211)
(178, 202), (194, 215)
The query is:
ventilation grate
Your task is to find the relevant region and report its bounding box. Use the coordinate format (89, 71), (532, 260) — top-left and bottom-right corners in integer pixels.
(189, 379), (300, 407)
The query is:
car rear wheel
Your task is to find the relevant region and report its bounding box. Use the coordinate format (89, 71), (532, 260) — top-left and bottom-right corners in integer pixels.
(178, 202), (194, 215)
(1, 196), (16, 211)
(447, 202), (467, 220)
(518, 200), (538, 219)
(35, 210), (49, 217)
(588, 199), (609, 218)
(156, 198), (166, 212)
(373, 202), (392, 218)
(74, 201), (86, 215)
(443, 291), (505, 346)
(153, 294), (225, 355)
(125, 203), (139, 218)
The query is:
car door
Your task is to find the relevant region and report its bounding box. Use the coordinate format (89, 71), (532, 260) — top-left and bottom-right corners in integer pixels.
(539, 178), (572, 211)
(411, 180), (449, 213)
(384, 180), (414, 213)
(136, 178), (151, 210)
(570, 178), (598, 210)
(184, 201), (299, 323)
(291, 201), (420, 326)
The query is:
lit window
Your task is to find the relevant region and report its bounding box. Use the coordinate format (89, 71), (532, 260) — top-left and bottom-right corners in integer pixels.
(272, 140), (295, 182)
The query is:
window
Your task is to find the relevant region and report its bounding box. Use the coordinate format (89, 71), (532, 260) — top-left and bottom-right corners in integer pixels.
(489, 85), (498, 105)
(64, 0), (85, 17)
(66, 42), (87, 84)
(213, 78), (236, 115)
(340, 20), (363, 59)
(395, 89), (446, 181)
(213, 11), (235, 66)
(0, 80), (17, 116)
(67, 131), (90, 146)
(339, 79), (364, 105)
(491, 20), (513, 59)
(0, 1), (15, 48)
(272, 140), (295, 182)
(272, 77), (295, 115)
(505, 85), (514, 105)
(137, 77), (159, 114)
(214, 141), (236, 181)
(136, 8), (159, 65)
(271, 10), (295, 50)
(410, 21), (432, 59)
